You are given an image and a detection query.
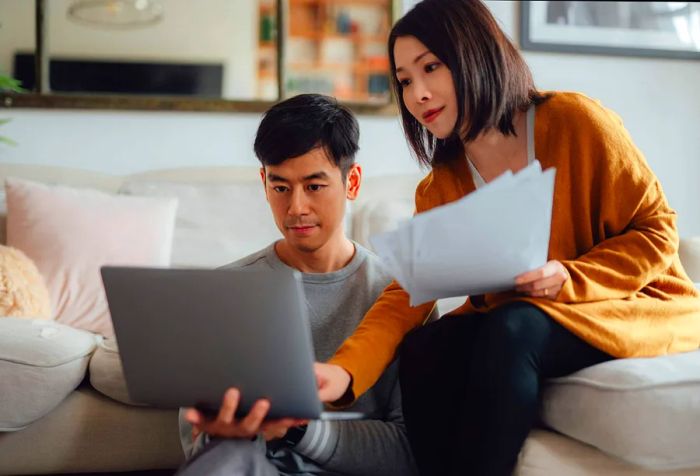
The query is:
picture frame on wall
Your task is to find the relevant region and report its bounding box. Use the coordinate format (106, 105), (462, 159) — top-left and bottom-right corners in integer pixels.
(520, 1), (700, 60)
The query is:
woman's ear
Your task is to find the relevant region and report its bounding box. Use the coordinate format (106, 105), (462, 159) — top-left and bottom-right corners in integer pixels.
(345, 164), (362, 201)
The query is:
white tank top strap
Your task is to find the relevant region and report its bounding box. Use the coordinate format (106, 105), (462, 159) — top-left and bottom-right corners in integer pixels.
(466, 104), (537, 189)
(527, 104), (536, 165)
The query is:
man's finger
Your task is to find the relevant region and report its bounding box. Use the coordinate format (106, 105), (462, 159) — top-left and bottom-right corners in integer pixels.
(217, 388), (240, 425)
(184, 408), (202, 425)
(239, 399), (270, 434)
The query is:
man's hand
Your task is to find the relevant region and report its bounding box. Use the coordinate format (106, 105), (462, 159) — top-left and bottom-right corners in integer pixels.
(261, 419), (308, 442)
(184, 388), (306, 440)
(515, 260), (569, 300)
(314, 362), (351, 403)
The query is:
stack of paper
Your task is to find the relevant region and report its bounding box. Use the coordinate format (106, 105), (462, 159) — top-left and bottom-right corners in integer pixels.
(370, 161), (556, 306)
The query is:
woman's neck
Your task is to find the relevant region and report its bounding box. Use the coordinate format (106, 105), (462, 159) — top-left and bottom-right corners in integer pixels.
(463, 110), (528, 183)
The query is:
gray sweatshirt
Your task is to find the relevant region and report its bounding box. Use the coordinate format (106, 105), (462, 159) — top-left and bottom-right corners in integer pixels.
(180, 242), (417, 476)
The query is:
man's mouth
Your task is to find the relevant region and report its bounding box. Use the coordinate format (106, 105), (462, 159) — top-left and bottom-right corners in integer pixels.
(287, 224), (318, 235)
(422, 107), (444, 123)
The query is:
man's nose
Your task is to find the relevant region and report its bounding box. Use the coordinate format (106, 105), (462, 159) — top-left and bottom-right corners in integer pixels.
(288, 188), (310, 215)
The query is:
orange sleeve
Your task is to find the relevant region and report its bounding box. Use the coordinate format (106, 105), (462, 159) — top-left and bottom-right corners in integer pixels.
(557, 105), (678, 303)
(328, 174), (439, 401)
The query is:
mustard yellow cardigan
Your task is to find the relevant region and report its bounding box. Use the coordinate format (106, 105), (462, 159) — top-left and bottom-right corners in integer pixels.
(330, 91), (700, 400)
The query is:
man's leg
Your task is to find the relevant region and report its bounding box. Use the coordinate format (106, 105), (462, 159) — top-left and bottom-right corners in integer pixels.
(399, 314), (484, 476)
(459, 301), (613, 476)
(176, 438), (279, 476)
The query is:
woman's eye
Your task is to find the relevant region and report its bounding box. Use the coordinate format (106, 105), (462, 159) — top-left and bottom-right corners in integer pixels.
(398, 78), (411, 87)
(425, 62), (440, 73)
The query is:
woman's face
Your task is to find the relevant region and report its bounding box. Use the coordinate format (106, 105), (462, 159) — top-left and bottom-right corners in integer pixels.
(394, 35), (458, 139)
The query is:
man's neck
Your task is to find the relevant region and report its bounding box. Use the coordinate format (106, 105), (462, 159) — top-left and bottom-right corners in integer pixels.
(274, 235), (356, 274)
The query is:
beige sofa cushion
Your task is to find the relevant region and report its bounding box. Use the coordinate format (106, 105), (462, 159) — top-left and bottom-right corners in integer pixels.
(89, 337), (142, 406)
(0, 318), (97, 431)
(0, 385), (183, 475)
(120, 180), (281, 267)
(541, 350), (700, 471)
(516, 429), (700, 476)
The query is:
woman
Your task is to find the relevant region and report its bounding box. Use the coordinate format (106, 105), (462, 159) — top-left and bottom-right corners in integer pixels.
(315, 1), (700, 475)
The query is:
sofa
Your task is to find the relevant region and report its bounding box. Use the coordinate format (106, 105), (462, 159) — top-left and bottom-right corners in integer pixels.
(0, 163), (698, 475)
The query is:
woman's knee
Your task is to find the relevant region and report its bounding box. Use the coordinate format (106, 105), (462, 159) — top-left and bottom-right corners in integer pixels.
(480, 302), (553, 351)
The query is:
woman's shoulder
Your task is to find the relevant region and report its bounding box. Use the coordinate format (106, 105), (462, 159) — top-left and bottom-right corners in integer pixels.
(538, 91), (626, 135)
(538, 91), (651, 179)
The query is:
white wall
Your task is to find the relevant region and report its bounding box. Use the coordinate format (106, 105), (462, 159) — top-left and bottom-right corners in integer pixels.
(1, 1), (699, 236)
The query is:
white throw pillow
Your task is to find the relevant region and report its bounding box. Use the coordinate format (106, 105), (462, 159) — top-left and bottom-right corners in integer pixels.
(119, 180), (281, 267)
(541, 350), (700, 471)
(0, 318), (97, 431)
(5, 178), (177, 337)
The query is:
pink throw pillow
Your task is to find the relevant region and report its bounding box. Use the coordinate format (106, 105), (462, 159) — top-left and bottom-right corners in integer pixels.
(5, 178), (177, 336)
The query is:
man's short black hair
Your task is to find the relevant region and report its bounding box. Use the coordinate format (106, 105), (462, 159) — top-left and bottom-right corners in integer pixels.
(254, 94), (360, 180)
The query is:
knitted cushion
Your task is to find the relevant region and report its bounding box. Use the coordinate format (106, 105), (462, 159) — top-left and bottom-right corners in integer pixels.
(0, 245), (51, 319)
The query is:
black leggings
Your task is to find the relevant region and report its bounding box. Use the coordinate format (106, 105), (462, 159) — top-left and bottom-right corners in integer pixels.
(399, 301), (613, 476)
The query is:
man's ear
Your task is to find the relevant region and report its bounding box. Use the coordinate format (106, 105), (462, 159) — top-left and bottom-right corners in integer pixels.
(259, 167), (269, 201)
(345, 164), (362, 201)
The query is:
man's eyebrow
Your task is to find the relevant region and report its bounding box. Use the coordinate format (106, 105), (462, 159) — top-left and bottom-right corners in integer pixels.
(266, 173), (288, 182)
(303, 171), (330, 181)
(395, 50), (432, 74)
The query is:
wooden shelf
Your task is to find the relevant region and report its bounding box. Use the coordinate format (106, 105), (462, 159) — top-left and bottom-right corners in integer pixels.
(289, 31), (386, 42)
(288, 62), (388, 74)
(290, 0), (389, 5)
(258, 0), (390, 104)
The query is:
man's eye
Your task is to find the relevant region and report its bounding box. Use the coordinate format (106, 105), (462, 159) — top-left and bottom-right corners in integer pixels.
(425, 62), (440, 73)
(273, 186), (288, 193)
(308, 184), (325, 192)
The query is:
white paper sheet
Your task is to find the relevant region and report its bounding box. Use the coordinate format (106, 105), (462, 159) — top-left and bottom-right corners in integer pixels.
(370, 162), (556, 306)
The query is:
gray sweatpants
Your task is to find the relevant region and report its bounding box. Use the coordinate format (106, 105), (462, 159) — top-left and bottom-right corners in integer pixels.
(176, 438), (279, 476)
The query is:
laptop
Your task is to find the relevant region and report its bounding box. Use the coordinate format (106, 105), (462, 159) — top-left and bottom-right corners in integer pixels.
(100, 266), (363, 421)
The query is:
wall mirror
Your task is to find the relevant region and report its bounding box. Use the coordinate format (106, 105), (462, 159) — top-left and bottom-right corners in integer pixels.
(0, 0), (396, 113)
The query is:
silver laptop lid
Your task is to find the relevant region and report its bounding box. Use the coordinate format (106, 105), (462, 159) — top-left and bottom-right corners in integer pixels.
(101, 266), (323, 420)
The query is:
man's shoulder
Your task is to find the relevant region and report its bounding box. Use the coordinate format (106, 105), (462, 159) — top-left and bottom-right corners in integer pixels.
(220, 245), (276, 270)
(354, 243), (393, 287)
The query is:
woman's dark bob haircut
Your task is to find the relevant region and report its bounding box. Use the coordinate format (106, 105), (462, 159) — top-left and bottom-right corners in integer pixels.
(388, 0), (548, 167)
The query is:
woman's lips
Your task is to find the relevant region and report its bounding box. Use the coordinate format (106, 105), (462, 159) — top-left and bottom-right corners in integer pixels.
(422, 107), (444, 123)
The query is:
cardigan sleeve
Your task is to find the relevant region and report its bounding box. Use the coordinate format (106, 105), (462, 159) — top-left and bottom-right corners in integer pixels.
(556, 104), (679, 303)
(328, 174), (438, 401)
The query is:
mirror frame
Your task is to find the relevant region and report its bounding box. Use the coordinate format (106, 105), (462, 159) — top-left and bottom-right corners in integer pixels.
(0, 0), (398, 115)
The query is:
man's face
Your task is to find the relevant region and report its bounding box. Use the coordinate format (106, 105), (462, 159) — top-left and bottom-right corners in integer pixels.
(261, 147), (360, 253)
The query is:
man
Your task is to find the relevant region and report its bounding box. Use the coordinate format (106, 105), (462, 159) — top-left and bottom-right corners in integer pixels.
(177, 94), (417, 476)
